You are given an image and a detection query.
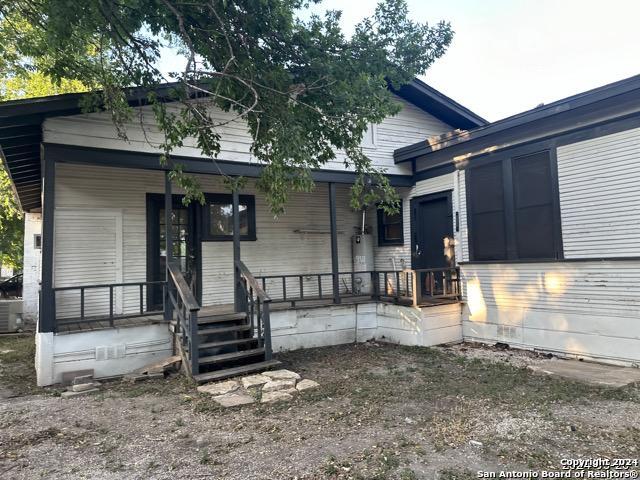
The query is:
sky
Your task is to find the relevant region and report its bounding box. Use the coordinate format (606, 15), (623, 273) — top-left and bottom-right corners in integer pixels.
(302, 0), (640, 121)
(158, 0), (640, 122)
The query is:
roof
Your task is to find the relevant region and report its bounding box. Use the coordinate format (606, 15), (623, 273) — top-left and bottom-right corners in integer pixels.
(0, 83), (178, 211)
(393, 78), (487, 130)
(395, 73), (640, 164)
(0, 79), (485, 212)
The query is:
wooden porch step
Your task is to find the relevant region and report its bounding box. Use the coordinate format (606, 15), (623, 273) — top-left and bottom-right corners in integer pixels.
(199, 347), (265, 365)
(198, 337), (258, 350)
(194, 359), (282, 384)
(197, 312), (247, 325)
(198, 324), (252, 336)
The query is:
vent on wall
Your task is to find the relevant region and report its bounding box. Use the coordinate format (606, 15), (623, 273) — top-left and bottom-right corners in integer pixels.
(95, 344), (126, 361)
(496, 325), (518, 340)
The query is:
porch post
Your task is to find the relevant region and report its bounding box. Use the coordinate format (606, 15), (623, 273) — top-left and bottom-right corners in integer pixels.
(163, 170), (173, 321)
(232, 189), (242, 312)
(39, 146), (56, 333)
(329, 182), (341, 304)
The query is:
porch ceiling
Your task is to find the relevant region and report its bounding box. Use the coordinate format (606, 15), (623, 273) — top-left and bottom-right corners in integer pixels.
(0, 84), (181, 212)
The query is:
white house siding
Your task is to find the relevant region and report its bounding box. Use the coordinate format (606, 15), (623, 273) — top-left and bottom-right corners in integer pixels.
(459, 125), (640, 366)
(461, 261), (640, 366)
(43, 95), (451, 177)
(557, 126), (640, 258)
(22, 213), (42, 322)
(53, 163), (365, 313)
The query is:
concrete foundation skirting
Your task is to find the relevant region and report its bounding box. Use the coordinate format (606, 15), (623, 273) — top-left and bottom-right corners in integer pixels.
(35, 324), (173, 386)
(35, 302), (464, 386)
(462, 304), (640, 368)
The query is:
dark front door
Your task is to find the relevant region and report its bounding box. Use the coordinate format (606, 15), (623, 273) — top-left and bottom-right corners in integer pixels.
(411, 191), (454, 296)
(147, 194), (200, 310)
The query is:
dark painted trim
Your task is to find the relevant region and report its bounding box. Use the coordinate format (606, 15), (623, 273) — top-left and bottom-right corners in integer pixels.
(201, 193), (257, 241)
(232, 190), (241, 312)
(146, 192), (201, 310)
(465, 149), (564, 262)
(376, 203), (404, 246)
(409, 190), (453, 270)
(392, 78), (487, 129)
(328, 183), (341, 304)
(163, 172), (173, 322)
(548, 148), (565, 259)
(397, 74), (640, 164)
(44, 143), (414, 187)
(413, 163), (456, 182)
(412, 108), (640, 171)
(39, 146), (55, 333)
(460, 256), (640, 265)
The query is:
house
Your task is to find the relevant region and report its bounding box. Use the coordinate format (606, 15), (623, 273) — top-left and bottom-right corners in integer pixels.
(3, 74), (639, 387)
(0, 79), (485, 386)
(396, 74), (640, 367)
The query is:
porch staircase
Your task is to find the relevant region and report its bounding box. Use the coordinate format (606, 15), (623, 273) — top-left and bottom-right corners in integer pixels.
(168, 261), (280, 384)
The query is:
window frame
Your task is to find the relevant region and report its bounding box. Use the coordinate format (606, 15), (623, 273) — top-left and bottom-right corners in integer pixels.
(201, 193), (257, 242)
(377, 203), (404, 246)
(465, 144), (564, 262)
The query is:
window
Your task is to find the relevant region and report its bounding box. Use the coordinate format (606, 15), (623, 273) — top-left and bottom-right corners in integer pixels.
(377, 204), (404, 246)
(202, 194), (256, 241)
(467, 150), (561, 261)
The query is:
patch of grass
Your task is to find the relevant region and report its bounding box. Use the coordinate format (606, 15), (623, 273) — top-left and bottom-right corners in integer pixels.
(199, 450), (211, 465)
(0, 334), (39, 395)
(430, 405), (476, 451)
(400, 468), (418, 480)
(438, 468), (476, 480)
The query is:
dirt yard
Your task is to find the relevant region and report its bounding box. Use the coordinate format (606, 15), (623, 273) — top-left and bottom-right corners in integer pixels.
(0, 335), (639, 479)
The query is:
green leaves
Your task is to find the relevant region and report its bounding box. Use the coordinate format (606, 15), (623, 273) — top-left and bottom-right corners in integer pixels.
(0, 159), (23, 269)
(1, 0), (453, 216)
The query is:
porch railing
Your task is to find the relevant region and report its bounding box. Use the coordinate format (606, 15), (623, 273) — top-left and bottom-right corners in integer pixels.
(52, 280), (165, 331)
(167, 262), (201, 376)
(235, 260), (273, 360)
(256, 267), (460, 308)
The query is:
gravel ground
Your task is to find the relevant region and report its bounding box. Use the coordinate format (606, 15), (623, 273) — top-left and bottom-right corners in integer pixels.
(0, 335), (639, 479)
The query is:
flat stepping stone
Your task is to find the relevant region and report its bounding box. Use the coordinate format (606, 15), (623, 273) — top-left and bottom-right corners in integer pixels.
(213, 392), (255, 407)
(197, 380), (239, 396)
(61, 388), (100, 398)
(241, 374), (270, 389)
(296, 379), (320, 392)
(263, 369), (301, 381)
(262, 379), (297, 393)
(261, 390), (294, 403)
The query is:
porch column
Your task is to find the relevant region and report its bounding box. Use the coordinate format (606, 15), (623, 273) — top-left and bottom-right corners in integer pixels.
(329, 182), (341, 304)
(232, 189), (242, 312)
(163, 170), (173, 321)
(39, 147), (56, 333)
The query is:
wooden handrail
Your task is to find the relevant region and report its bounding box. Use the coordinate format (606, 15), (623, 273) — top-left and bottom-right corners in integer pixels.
(168, 262), (200, 312)
(235, 260), (271, 302)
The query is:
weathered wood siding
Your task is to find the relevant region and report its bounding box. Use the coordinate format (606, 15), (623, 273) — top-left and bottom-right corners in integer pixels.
(459, 125), (640, 365)
(53, 163), (363, 312)
(43, 95), (451, 176)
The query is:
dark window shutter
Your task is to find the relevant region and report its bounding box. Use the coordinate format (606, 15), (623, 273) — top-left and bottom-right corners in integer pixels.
(469, 162), (507, 260)
(512, 151), (556, 259)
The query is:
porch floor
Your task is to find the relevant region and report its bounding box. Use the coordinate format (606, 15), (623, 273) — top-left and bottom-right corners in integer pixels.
(55, 294), (459, 334)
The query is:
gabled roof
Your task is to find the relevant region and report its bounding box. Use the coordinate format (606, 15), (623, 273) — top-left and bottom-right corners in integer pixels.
(393, 78), (486, 130)
(0, 79), (485, 211)
(395, 73), (640, 165)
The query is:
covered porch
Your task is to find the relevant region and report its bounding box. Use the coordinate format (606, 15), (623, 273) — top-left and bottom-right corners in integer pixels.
(37, 143), (461, 384)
